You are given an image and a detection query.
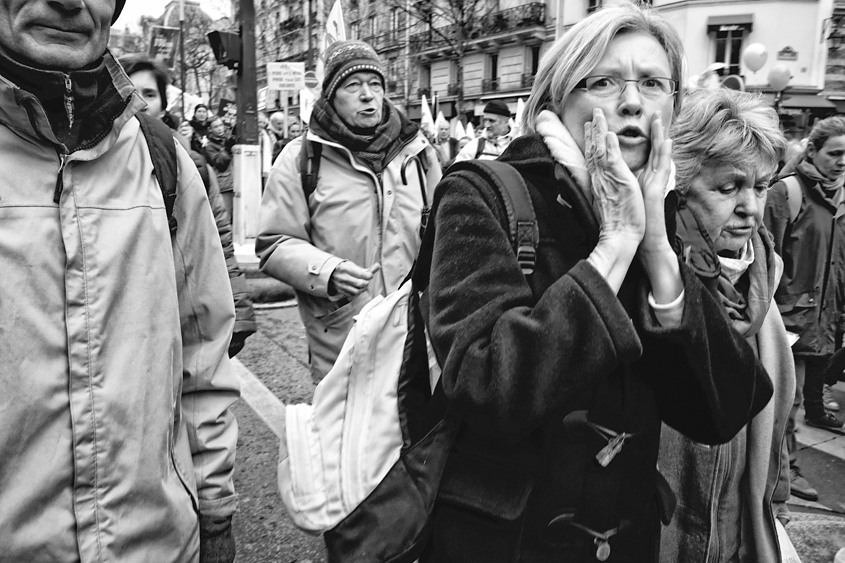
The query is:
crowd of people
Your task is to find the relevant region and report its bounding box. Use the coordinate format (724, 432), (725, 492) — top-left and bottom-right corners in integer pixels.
(1, 0), (844, 561)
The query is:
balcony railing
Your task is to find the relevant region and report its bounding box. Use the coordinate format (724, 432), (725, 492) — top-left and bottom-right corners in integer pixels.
(521, 73), (535, 89)
(418, 86), (431, 97)
(411, 2), (545, 51)
(279, 15), (305, 34)
(482, 78), (499, 93)
(447, 83), (462, 97)
(372, 31), (406, 50)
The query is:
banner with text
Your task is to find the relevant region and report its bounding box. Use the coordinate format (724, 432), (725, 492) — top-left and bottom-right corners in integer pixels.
(266, 62), (305, 91)
(148, 26), (180, 68)
(217, 99), (237, 130)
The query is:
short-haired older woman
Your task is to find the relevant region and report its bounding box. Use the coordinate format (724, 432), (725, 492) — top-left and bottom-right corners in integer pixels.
(658, 88), (793, 563)
(419, 4), (772, 562)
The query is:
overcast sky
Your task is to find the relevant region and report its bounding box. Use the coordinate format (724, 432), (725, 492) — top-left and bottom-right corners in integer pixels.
(113, 0), (230, 32)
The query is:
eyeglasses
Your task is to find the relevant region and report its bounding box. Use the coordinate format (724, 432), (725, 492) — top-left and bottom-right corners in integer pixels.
(574, 75), (677, 100)
(342, 78), (384, 94)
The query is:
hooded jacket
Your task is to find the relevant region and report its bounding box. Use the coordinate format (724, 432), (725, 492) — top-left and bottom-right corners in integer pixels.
(420, 134), (773, 563)
(256, 129), (441, 382)
(0, 52), (239, 562)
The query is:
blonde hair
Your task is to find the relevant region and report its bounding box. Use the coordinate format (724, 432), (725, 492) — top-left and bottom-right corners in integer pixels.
(521, 2), (685, 134)
(671, 89), (786, 195)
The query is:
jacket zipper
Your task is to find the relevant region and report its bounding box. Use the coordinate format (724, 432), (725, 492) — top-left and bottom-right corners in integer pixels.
(375, 170), (385, 288)
(54, 152), (69, 204)
(63, 74), (74, 130)
(707, 443), (732, 563)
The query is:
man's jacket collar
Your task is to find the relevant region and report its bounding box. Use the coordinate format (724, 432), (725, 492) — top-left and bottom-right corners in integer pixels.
(0, 49), (142, 153)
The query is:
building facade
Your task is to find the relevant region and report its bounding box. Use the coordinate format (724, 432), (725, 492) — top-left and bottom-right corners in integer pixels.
(337, 0), (841, 132)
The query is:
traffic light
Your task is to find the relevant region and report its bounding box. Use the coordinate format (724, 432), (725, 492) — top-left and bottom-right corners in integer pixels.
(207, 31), (241, 69)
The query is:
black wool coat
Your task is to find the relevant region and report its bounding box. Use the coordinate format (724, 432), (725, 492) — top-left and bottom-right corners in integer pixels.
(419, 134), (773, 563)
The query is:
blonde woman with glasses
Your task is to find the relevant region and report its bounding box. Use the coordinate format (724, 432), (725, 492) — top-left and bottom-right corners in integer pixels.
(419, 4), (773, 562)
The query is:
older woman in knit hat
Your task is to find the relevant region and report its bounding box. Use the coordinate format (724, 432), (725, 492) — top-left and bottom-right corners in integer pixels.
(256, 40), (442, 383)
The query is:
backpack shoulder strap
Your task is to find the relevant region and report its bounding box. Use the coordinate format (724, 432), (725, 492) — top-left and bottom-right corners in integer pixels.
(446, 160), (538, 275)
(475, 137), (486, 159)
(137, 112), (179, 234)
(300, 137), (322, 202)
(781, 174), (803, 223)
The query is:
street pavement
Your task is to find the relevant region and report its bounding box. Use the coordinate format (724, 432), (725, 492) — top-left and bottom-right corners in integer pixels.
(232, 242), (845, 561)
(232, 303), (325, 563)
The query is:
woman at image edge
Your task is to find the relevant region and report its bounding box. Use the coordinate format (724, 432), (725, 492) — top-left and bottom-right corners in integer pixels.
(420, 4), (773, 562)
(658, 88), (793, 563)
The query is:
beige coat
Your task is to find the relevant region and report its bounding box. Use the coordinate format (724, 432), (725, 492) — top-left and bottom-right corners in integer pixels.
(659, 258), (795, 563)
(0, 55), (239, 562)
(257, 130), (441, 381)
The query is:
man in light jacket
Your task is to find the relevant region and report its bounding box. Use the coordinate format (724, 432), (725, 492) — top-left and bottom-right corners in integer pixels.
(257, 40), (441, 383)
(0, 0), (240, 561)
(453, 100), (515, 162)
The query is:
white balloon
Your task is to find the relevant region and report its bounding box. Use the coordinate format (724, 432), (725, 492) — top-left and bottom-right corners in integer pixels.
(768, 64), (792, 92)
(742, 43), (768, 72)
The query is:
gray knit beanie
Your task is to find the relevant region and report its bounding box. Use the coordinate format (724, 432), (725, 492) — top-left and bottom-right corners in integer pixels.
(322, 40), (385, 101)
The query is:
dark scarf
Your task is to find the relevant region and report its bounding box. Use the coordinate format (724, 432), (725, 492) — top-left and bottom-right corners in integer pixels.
(797, 158), (845, 201)
(0, 47), (129, 152)
(675, 203), (777, 339)
(190, 118), (210, 137)
(309, 96), (418, 174)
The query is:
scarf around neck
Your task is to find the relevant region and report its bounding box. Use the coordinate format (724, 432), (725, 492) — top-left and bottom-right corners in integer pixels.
(309, 96), (418, 174)
(534, 109), (677, 221)
(676, 204), (777, 339)
(797, 158), (845, 203)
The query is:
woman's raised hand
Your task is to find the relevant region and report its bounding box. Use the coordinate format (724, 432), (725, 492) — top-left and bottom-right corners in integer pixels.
(637, 116), (674, 254)
(583, 109), (645, 294)
(634, 116), (682, 304)
(584, 108), (646, 246)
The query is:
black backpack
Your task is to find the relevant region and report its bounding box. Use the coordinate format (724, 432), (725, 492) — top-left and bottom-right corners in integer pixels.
(298, 137), (434, 237)
(136, 112), (179, 234)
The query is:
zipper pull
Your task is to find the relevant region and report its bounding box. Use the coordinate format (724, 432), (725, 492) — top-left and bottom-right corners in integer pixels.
(596, 433), (631, 467)
(594, 538), (611, 561)
(63, 74), (74, 130)
(54, 153), (69, 204)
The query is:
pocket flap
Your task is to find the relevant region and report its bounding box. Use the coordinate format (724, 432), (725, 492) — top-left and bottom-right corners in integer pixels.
(777, 290), (818, 314)
(438, 450), (532, 521)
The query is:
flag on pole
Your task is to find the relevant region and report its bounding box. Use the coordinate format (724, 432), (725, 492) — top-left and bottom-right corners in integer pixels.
(317, 0), (346, 83)
(326, 0), (346, 48)
(514, 98), (525, 137)
(466, 122), (475, 139)
(453, 118), (465, 140)
(420, 94), (435, 138)
(300, 87), (317, 125)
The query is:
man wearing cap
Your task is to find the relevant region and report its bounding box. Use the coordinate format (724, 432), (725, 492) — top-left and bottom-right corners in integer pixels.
(454, 99), (515, 162)
(257, 40), (441, 383)
(0, 0), (240, 561)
